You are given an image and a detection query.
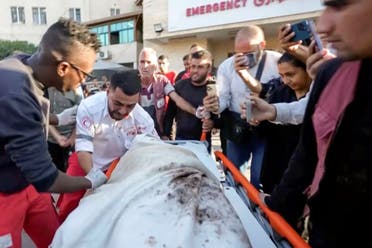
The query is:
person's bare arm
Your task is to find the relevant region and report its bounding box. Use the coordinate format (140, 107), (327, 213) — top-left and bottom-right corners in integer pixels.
(240, 95), (276, 125)
(47, 167), (107, 193)
(47, 171), (91, 193)
(202, 118), (214, 132)
(77, 151), (93, 174)
(278, 23), (309, 63)
(67, 128), (77, 146)
(168, 91), (196, 115)
(234, 54), (262, 94)
(49, 125), (70, 147)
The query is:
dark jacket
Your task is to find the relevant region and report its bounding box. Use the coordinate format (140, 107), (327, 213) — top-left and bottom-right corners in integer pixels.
(266, 58), (372, 247)
(0, 56), (58, 193)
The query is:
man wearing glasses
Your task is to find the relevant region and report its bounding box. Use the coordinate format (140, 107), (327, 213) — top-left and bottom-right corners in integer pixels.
(0, 18), (107, 247)
(205, 25), (281, 189)
(65, 61), (96, 82)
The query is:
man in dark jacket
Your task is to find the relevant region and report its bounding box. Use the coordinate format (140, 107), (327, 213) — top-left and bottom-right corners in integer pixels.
(0, 18), (106, 247)
(263, 1), (372, 247)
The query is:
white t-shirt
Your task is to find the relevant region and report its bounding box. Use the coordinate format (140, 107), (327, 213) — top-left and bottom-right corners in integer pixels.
(75, 92), (159, 171)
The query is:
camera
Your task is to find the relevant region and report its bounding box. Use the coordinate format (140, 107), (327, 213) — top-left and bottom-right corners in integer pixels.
(290, 20), (312, 46)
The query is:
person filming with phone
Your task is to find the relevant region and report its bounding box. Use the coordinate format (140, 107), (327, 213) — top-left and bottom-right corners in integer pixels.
(247, 19), (336, 126)
(241, 53), (312, 199)
(203, 25), (281, 189)
(259, 1), (372, 247)
(163, 50), (216, 151)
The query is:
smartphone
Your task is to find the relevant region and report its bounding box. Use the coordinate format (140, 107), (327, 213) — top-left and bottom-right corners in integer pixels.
(290, 20), (312, 46)
(206, 81), (217, 97)
(245, 100), (252, 122)
(308, 20), (324, 51)
(244, 53), (257, 68)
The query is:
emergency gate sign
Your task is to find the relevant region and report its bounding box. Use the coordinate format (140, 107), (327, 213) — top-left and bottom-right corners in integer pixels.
(168, 0), (324, 32)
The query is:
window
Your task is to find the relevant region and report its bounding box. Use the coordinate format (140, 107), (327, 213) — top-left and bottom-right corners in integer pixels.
(90, 20), (135, 46)
(69, 8), (81, 22)
(110, 20), (134, 44)
(10, 6), (25, 24)
(110, 8), (120, 16)
(32, 7), (47, 25)
(90, 26), (109, 46)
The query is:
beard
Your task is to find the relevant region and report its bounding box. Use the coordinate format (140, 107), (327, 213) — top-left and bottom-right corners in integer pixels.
(191, 74), (208, 85)
(109, 109), (127, 121)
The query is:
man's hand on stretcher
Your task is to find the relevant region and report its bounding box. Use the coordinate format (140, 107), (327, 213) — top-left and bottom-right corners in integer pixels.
(85, 168), (107, 189)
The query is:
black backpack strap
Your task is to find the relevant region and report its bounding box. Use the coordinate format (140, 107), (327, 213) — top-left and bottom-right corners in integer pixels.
(255, 51), (267, 81)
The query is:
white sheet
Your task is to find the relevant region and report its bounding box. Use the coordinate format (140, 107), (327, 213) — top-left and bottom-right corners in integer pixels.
(51, 135), (251, 248)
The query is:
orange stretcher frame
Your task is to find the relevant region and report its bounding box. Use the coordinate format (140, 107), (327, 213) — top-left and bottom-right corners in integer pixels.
(105, 158), (120, 179)
(214, 150), (310, 248)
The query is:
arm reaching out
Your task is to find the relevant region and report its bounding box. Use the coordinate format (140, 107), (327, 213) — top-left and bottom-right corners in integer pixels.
(168, 91), (196, 116)
(240, 96), (276, 125)
(234, 54), (262, 94)
(49, 125), (71, 147)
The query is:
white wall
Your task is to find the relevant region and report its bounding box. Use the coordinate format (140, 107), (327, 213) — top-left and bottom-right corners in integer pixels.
(0, 0), (140, 45)
(88, 0), (141, 20)
(108, 41), (143, 68)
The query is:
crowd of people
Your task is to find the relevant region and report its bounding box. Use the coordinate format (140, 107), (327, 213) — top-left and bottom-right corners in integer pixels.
(1, 0), (371, 247)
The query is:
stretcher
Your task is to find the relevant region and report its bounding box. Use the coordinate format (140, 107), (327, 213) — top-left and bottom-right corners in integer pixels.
(51, 136), (309, 247)
(165, 140), (309, 248)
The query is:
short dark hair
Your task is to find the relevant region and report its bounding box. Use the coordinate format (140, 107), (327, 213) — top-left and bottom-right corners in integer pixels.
(158, 54), (168, 60)
(110, 70), (141, 96)
(40, 17), (101, 59)
(278, 52), (306, 70)
(182, 54), (190, 61)
(191, 49), (212, 64)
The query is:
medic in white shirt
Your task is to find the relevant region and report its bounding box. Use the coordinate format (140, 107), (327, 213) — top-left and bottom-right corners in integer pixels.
(75, 70), (159, 173)
(57, 70), (159, 223)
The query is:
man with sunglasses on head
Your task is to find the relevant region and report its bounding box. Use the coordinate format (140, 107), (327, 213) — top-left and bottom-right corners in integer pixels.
(0, 18), (107, 248)
(164, 50), (216, 151)
(204, 25), (281, 189)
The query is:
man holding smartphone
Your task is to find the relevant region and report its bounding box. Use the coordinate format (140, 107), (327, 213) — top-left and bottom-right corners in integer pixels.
(164, 50), (215, 151)
(204, 25), (281, 189)
(244, 20), (336, 126)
